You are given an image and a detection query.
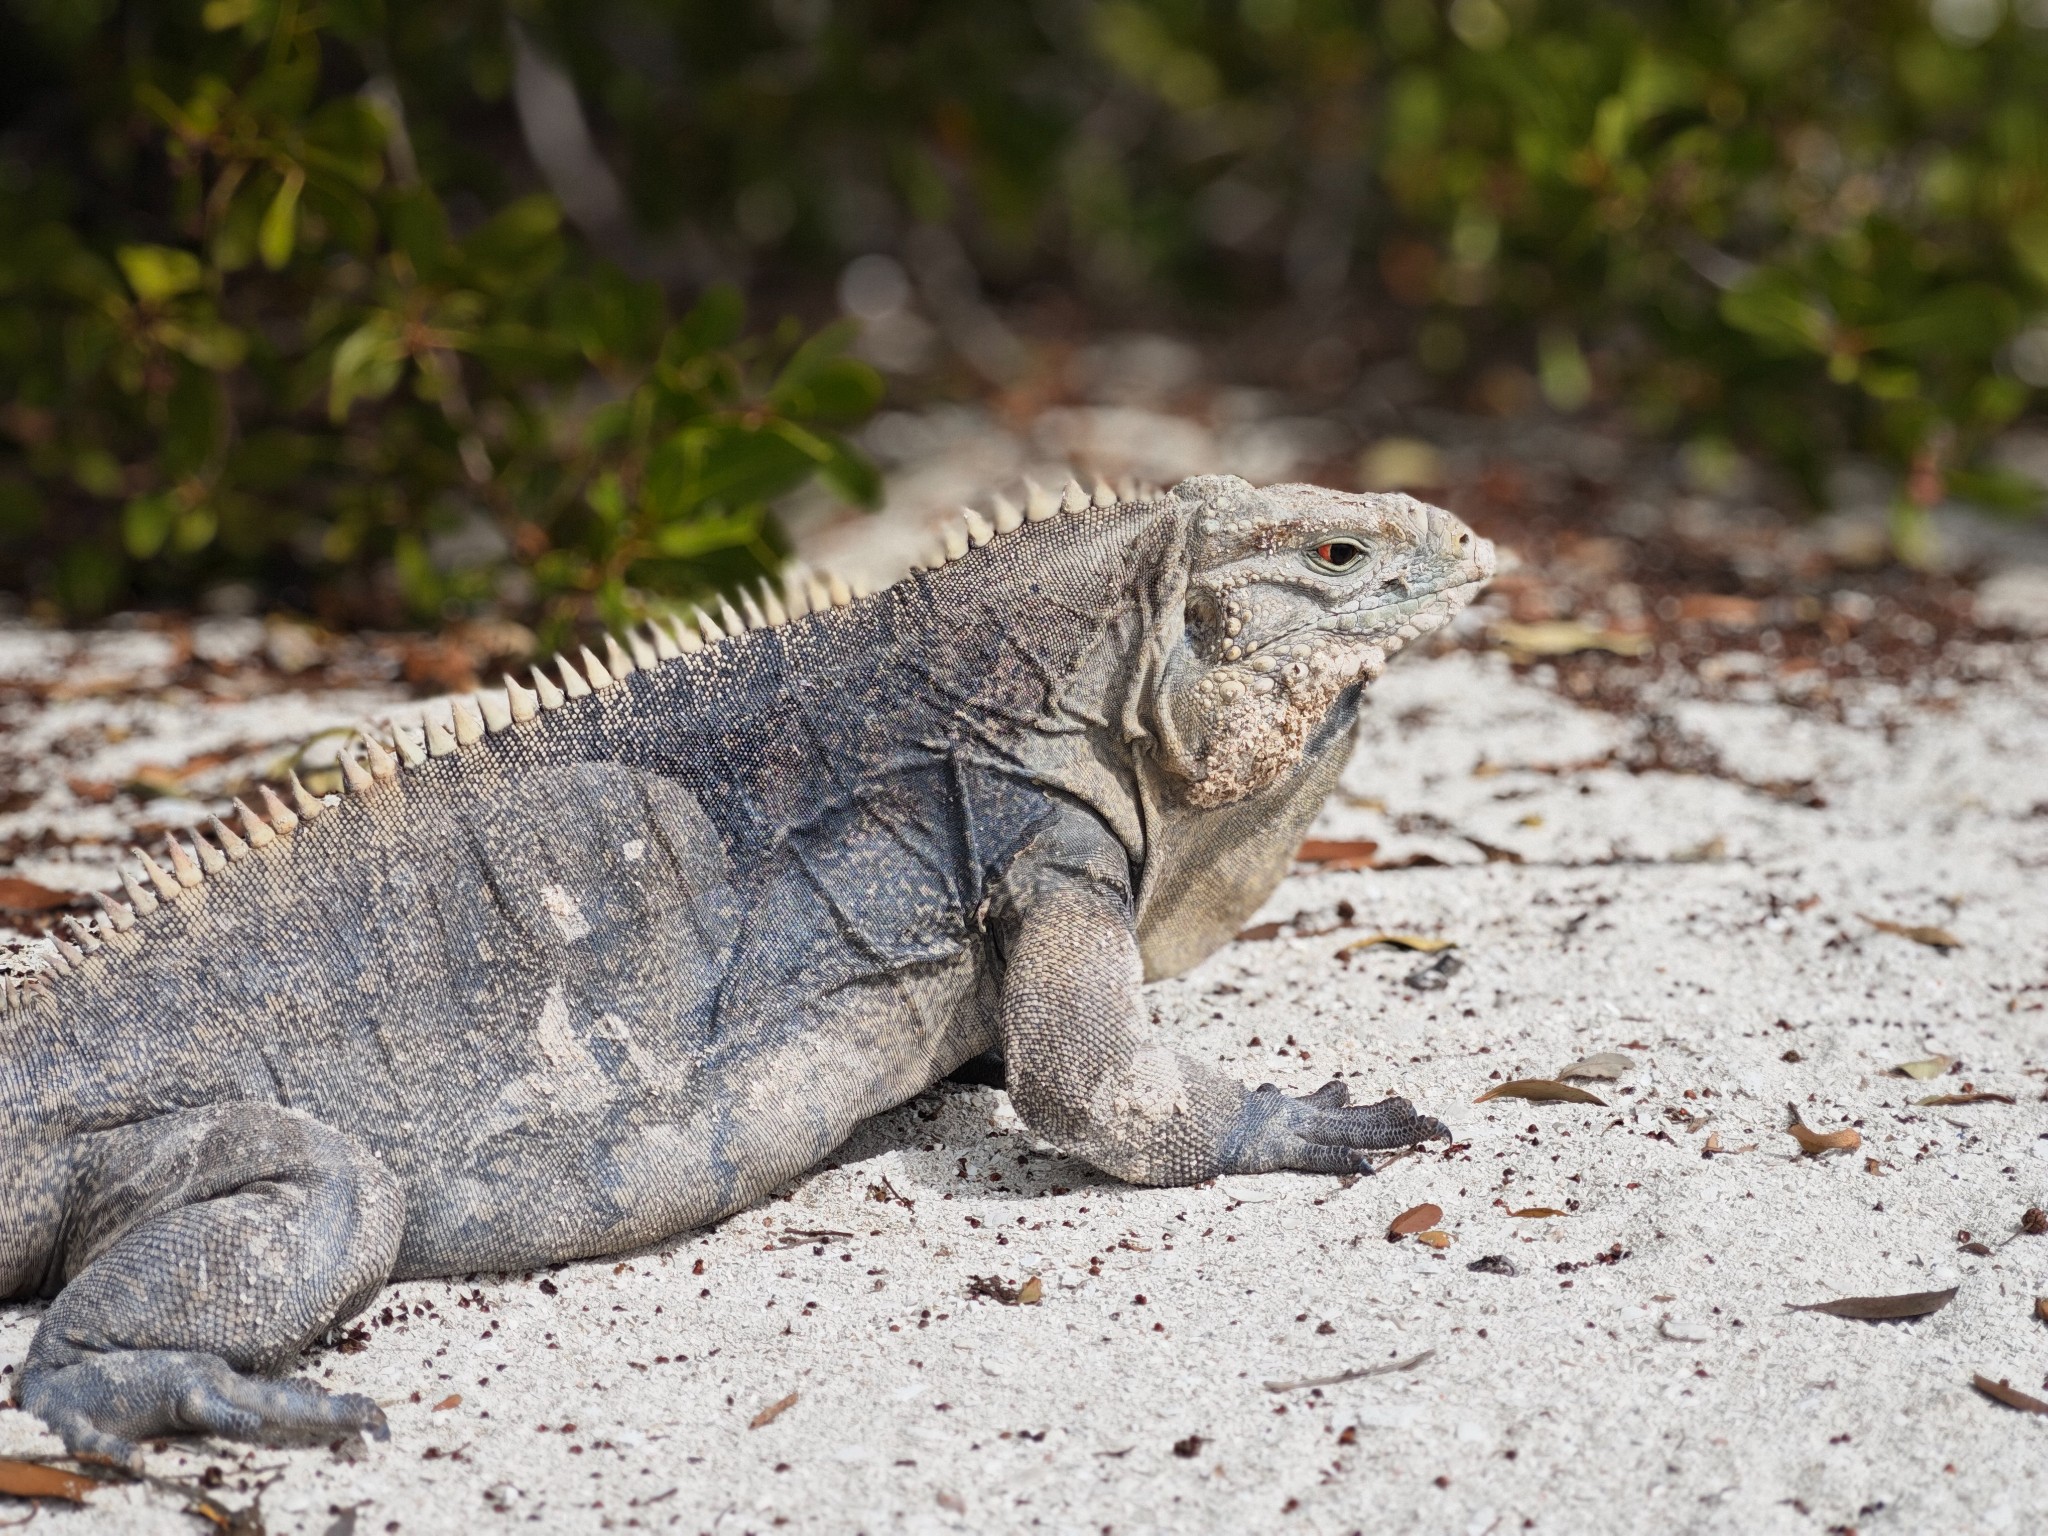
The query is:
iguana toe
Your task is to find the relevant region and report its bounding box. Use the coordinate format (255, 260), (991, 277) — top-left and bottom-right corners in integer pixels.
(1217, 1080), (1449, 1175)
(19, 1350), (388, 1462)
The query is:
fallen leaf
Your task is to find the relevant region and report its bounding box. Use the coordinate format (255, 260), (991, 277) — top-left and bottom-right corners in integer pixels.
(749, 1391), (798, 1429)
(1973, 1374), (2048, 1414)
(1172, 1434), (1206, 1459)
(1786, 1103), (1861, 1155)
(1295, 839), (1379, 870)
(0, 1458), (96, 1502)
(1915, 1092), (2015, 1106)
(432, 1393), (461, 1411)
(1475, 1079), (1607, 1106)
(967, 1274), (1044, 1305)
(1893, 1055), (1958, 1080)
(1387, 1203), (1442, 1239)
(1337, 933), (1457, 955)
(1508, 1207), (1567, 1218)
(2033, 1297), (2048, 1324)
(2023, 1209), (2048, 1237)
(0, 877), (75, 913)
(1676, 593), (1761, 626)
(1492, 620), (1653, 659)
(1556, 1051), (1634, 1081)
(1416, 1230), (1451, 1249)
(1859, 915), (1962, 950)
(1788, 1287), (1957, 1320)
(1236, 920), (1287, 942)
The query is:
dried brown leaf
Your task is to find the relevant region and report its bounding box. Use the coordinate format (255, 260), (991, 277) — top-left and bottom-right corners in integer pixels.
(1337, 933), (1457, 955)
(1860, 915), (1962, 950)
(1016, 1276), (1043, 1305)
(431, 1393), (462, 1411)
(1508, 1207), (1567, 1218)
(1556, 1051), (1634, 1081)
(0, 877), (74, 913)
(2033, 1297), (2048, 1324)
(1788, 1287), (1957, 1320)
(1474, 1079), (1607, 1106)
(1786, 1103), (1861, 1155)
(1915, 1092), (2015, 1106)
(749, 1391), (798, 1429)
(1973, 1374), (2048, 1414)
(1295, 839), (1380, 870)
(1416, 1230), (1451, 1249)
(0, 1458), (96, 1503)
(1387, 1203), (1442, 1239)
(1893, 1055), (1958, 1080)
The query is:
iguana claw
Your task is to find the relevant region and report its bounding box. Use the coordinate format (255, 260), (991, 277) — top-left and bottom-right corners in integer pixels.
(17, 1350), (388, 1469)
(1216, 1079), (1449, 1176)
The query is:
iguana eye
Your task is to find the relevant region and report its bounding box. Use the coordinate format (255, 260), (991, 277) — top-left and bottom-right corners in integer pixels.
(1309, 538), (1367, 573)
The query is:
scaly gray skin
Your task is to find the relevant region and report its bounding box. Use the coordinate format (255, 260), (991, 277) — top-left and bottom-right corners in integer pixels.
(0, 473), (1491, 1467)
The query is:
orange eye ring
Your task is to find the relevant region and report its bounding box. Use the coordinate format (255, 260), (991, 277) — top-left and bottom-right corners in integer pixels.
(1312, 539), (1365, 571)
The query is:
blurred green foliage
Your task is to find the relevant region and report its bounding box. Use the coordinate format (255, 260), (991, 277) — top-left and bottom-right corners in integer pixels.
(0, 0), (881, 626)
(4, 1), (2047, 627)
(519, 0), (2047, 507)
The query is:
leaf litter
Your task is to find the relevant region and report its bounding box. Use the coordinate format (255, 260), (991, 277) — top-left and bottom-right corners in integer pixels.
(1972, 1375), (2048, 1414)
(1387, 1204), (1442, 1240)
(0, 1457), (97, 1503)
(1892, 1055), (1958, 1080)
(1785, 1103), (1861, 1155)
(1788, 1287), (1957, 1321)
(749, 1392), (799, 1429)
(1475, 1079), (1607, 1106)
(1335, 933), (1457, 956)
(1859, 915), (1962, 950)
(1556, 1051), (1634, 1081)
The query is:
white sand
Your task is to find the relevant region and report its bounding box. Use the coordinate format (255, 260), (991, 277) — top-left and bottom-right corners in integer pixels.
(3, 630), (2045, 1534)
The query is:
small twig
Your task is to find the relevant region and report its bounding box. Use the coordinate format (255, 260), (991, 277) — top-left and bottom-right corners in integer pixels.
(1262, 1348), (1436, 1393)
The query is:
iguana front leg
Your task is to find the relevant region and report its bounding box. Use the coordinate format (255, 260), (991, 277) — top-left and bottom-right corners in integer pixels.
(994, 815), (1446, 1185)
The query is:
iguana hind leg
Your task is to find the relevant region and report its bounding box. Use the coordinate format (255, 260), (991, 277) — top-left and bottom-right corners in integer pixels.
(15, 1102), (403, 1469)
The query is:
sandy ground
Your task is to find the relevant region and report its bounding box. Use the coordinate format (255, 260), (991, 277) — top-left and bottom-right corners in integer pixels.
(0, 624), (2044, 1534)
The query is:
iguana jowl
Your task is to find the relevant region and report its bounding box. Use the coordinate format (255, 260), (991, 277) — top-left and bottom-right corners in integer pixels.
(0, 474), (1491, 1464)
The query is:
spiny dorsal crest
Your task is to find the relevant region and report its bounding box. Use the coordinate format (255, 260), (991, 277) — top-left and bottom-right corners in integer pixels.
(907, 474), (1161, 572)
(20, 560), (879, 992)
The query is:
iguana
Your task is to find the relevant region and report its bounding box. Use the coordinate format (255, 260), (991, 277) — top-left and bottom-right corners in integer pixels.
(0, 473), (1491, 1466)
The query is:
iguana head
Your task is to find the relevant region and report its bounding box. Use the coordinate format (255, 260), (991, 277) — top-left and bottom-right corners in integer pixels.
(1153, 475), (1494, 807)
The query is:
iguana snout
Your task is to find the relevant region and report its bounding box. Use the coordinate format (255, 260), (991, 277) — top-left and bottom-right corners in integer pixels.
(1157, 475), (1492, 806)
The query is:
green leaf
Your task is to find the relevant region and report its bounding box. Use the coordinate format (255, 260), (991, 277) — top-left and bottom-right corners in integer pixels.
(116, 245), (204, 303)
(258, 166), (305, 270)
(156, 317), (249, 371)
(670, 285), (745, 358)
(462, 194), (564, 293)
(122, 493), (178, 558)
(1720, 274), (1832, 354)
(327, 313), (408, 419)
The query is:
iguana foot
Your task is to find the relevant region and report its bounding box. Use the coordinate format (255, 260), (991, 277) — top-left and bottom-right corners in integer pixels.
(18, 1349), (387, 1470)
(1217, 1079), (1448, 1175)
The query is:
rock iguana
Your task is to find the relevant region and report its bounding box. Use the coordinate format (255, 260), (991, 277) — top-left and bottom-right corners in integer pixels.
(0, 473), (1492, 1464)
